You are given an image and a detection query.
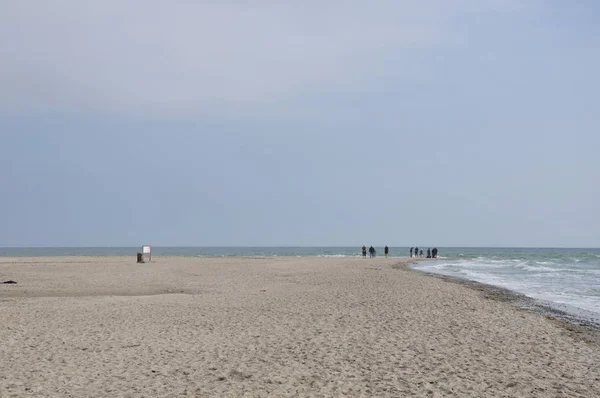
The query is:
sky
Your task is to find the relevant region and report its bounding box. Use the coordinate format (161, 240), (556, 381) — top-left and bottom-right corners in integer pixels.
(1, 1), (599, 247)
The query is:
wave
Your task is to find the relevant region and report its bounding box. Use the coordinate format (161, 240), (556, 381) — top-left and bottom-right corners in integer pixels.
(513, 263), (561, 272)
(582, 288), (600, 296)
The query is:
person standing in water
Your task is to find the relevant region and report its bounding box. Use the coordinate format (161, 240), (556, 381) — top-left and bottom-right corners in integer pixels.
(384, 246), (389, 258)
(427, 248), (431, 258)
(410, 247), (414, 257)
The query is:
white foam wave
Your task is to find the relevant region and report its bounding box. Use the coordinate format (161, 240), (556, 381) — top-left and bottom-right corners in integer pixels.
(513, 263), (558, 272)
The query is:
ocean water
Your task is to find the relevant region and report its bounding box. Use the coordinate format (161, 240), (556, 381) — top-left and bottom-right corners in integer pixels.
(0, 246), (428, 258)
(1, 246), (598, 317)
(0, 246), (379, 257)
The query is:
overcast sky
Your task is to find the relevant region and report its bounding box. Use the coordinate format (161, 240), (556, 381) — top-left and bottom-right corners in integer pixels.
(1, 1), (599, 247)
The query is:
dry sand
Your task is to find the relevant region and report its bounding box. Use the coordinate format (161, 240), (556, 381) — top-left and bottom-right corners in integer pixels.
(1, 256), (599, 397)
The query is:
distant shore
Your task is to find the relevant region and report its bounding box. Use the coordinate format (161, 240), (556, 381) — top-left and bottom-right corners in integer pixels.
(2, 256), (599, 396)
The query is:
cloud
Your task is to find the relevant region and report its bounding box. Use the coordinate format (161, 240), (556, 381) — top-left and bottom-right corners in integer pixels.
(0, 1), (536, 115)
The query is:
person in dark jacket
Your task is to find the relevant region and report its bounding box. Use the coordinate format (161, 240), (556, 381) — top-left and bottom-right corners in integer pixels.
(384, 246), (389, 258)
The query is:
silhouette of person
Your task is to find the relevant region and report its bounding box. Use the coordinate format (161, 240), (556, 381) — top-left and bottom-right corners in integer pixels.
(369, 246), (375, 258)
(384, 246), (389, 258)
(362, 245), (367, 258)
(427, 248), (431, 258)
(410, 247), (414, 257)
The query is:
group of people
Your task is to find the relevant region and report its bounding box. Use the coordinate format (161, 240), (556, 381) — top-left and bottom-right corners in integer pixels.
(362, 245), (386, 258)
(410, 247), (438, 258)
(360, 246), (438, 259)
(361, 245), (391, 258)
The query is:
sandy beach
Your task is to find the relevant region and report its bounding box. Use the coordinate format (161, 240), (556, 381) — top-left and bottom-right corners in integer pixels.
(1, 256), (599, 397)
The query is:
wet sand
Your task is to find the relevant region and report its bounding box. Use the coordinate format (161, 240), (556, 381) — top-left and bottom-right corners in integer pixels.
(1, 256), (599, 397)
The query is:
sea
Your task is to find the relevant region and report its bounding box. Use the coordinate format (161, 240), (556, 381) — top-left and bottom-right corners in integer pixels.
(1, 246), (599, 319)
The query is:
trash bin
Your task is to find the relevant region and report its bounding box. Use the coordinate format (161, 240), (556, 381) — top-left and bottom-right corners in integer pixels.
(137, 253), (144, 263)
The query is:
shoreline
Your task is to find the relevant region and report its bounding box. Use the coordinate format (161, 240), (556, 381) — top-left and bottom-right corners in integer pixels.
(402, 260), (600, 345)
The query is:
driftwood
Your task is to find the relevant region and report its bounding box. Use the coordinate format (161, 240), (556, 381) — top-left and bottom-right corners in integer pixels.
(2, 280), (17, 284)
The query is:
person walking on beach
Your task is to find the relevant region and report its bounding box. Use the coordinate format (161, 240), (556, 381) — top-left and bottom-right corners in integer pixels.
(410, 247), (414, 257)
(369, 246), (375, 258)
(384, 246), (389, 258)
(362, 245), (367, 258)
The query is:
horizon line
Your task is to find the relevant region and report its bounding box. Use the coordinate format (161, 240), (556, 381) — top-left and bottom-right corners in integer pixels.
(1, 245), (599, 250)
